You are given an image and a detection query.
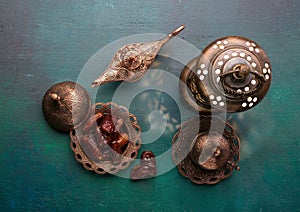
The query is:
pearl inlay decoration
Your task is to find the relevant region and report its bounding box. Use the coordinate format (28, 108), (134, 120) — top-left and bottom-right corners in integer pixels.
(215, 69), (221, 75)
(196, 62), (211, 82)
(263, 63), (271, 81)
(213, 39), (229, 50)
(265, 74), (270, 80)
(210, 94), (225, 107)
(265, 63), (269, 68)
(241, 96), (258, 108)
(251, 79), (257, 85)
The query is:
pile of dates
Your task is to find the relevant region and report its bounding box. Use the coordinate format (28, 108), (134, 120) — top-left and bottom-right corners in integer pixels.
(79, 111), (130, 164)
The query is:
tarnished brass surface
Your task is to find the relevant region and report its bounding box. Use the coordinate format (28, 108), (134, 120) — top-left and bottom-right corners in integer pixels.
(189, 132), (231, 171)
(180, 36), (272, 113)
(172, 116), (240, 185)
(42, 81), (91, 131)
(91, 25), (185, 87)
(70, 102), (142, 174)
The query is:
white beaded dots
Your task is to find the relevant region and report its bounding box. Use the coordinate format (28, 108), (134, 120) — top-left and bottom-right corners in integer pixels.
(209, 95), (225, 107)
(264, 63), (271, 80)
(218, 61), (224, 66)
(246, 41), (260, 53)
(197, 63), (208, 81)
(242, 96), (258, 108)
(232, 52), (238, 57)
(213, 39), (229, 50)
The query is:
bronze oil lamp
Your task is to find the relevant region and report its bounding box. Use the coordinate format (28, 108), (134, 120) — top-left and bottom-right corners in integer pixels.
(91, 25), (185, 87)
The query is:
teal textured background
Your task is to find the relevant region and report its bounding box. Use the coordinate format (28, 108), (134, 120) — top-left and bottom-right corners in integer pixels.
(0, 0), (299, 211)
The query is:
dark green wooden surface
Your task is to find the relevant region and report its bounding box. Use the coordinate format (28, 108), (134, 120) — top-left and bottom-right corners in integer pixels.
(0, 0), (299, 211)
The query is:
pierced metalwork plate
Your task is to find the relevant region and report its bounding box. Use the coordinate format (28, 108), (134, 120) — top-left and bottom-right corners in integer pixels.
(172, 116), (240, 184)
(70, 102), (142, 174)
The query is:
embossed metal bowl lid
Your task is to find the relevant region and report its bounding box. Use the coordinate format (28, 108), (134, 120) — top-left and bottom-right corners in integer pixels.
(70, 102), (142, 174)
(180, 36), (272, 113)
(172, 116), (240, 184)
(42, 81), (91, 131)
(190, 132), (231, 171)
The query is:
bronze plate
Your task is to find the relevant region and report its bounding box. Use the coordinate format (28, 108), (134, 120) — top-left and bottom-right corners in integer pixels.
(70, 102), (142, 174)
(172, 116), (240, 184)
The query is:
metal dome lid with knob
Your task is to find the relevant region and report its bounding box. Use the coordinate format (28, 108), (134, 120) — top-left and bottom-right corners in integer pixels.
(180, 36), (272, 113)
(42, 81), (92, 131)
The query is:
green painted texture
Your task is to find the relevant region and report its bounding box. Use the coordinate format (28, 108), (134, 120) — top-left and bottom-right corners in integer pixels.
(0, 0), (299, 211)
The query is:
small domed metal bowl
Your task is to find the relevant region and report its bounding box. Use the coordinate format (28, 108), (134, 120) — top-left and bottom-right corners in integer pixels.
(172, 116), (240, 184)
(70, 102), (142, 174)
(42, 81), (91, 131)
